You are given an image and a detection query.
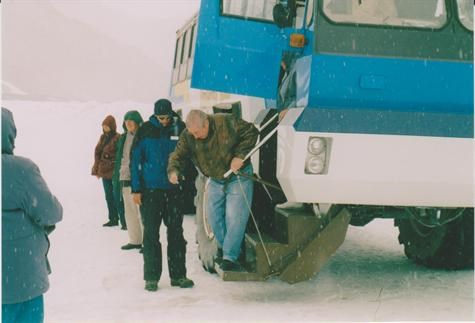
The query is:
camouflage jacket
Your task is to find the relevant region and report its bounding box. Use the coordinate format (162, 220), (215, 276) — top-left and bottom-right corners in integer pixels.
(168, 114), (258, 180)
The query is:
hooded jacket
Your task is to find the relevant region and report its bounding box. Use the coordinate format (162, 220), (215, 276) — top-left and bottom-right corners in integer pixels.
(112, 110), (144, 190)
(2, 107), (63, 304)
(91, 115), (120, 179)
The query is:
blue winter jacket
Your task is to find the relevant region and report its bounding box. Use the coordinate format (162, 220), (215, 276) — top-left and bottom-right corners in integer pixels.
(2, 107), (63, 304)
(131, 115), (185, 192)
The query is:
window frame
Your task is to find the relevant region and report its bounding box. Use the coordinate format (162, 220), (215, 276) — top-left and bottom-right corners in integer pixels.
(456, 0), (473, 31)
(321, 0), (449, 30)
(220, 0), (278, 24)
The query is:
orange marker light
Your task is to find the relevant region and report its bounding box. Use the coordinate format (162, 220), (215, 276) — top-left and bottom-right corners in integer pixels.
(290, 33), (306, 48)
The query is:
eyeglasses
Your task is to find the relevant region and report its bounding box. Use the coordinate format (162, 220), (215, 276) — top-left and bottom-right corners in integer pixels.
(156, 115), (170, 121)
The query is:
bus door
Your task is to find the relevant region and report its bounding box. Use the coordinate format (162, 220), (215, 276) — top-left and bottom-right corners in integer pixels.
(191, 0), (313, 100)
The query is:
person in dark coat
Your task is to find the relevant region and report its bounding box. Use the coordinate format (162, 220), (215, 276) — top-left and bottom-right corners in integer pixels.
(91, 115), (122, 227)
(131, 99), (194, 291)
(112, 110), (144, 250)
(2, 107), (63, 323)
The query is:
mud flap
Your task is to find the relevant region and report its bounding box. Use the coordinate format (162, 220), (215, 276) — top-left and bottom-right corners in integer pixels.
(279, 208), (351, 284)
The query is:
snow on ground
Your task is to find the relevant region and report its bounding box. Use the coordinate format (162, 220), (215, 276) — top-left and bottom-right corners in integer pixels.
(4, 101), (474, 322)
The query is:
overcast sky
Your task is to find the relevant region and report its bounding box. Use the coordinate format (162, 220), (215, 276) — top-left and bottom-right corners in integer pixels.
(50, 0), (200, 65)
(2, 0), (201, 102)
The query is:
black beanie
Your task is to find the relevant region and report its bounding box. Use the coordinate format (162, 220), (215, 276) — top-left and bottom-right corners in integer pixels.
(154, 99), (172, 115)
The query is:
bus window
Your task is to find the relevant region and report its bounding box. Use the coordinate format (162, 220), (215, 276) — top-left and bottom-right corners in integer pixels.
(181, 30), (190, 64)
(174, 35), (184, 84)
(188, 24), (195, 60)
(323, 0), (447, 29)
(172, 38), (180, 84)
(305, 0), (315, 27)
(294, 1), (307, 28)
(187, 24), (196, 80)
(178, 31), (188, 82)
(456, 0), (473, 31)
(173, 39), (179, 69)
(221, 0), (277, 22)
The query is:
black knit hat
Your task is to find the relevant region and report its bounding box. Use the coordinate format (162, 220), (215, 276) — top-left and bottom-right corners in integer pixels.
(154, 99), (172, 116)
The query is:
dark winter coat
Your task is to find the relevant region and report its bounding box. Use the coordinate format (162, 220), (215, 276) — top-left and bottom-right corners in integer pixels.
(91, 115), (120, 179)
(2, 107), (63, 304)
(168, 114), (258, 180)
(112, 110), (144, 191)
(131, 115), (185, 192)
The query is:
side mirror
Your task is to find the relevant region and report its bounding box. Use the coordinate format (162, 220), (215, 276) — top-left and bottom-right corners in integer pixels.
(273, 3), (292, 28)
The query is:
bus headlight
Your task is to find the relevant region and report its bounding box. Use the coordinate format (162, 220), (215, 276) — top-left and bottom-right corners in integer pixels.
(305, 136), (331, 175)
(308, 137), (325, 155)
(306, 156), (325, 174)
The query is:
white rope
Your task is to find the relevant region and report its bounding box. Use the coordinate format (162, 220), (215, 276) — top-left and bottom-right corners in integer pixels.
(223, 125), (279, 178)
(257, 113), (278, 132)
(237, 174), (273, 268)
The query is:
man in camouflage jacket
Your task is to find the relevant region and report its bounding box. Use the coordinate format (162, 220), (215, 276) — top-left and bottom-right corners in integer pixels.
(168, 109), (258, 271)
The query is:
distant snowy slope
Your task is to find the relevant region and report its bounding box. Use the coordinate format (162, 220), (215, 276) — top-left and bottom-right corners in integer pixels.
(2, 2), (165, 102)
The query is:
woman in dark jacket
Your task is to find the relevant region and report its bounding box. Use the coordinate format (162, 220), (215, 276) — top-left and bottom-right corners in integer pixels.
(92, 115), (121, 227)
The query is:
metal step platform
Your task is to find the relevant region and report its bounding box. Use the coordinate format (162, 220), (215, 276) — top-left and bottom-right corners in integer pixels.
(216, 207), (351, 283)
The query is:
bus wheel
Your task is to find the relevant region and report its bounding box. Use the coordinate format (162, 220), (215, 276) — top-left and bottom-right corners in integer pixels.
(395, 208), (473, 269)
(195, 175), (218, 273)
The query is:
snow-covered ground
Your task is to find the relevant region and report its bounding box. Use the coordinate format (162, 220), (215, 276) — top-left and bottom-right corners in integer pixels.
(4, 101), (474, 322)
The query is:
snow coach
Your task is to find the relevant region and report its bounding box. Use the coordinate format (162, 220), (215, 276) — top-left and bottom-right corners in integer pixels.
(169, 13), (265, 123)
(172, 0), (474, 283)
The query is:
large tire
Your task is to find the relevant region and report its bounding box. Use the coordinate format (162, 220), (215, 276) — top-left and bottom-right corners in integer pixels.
(195, 174), (218, 273)
(395, 208), (474, 269)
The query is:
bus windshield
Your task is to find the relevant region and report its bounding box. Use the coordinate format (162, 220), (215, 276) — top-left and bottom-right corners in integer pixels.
(323, 0), (447, 29)
(457, 0), (473, 31)
(221, 0), (277, 22)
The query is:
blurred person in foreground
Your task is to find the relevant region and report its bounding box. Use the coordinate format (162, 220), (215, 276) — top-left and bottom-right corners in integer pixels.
(131, 99), (194, 291)
(2, 107), (63, 323)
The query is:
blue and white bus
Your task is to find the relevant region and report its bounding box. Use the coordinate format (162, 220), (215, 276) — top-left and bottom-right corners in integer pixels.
(176, 0), (473, 282)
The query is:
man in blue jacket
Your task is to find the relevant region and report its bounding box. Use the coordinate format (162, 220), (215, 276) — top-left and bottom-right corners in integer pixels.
(2, 107), (63, 323)
(131, 99), (194, 292)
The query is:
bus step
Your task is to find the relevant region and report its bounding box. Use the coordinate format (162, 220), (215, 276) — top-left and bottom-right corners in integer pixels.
(245, 232), (292, 276)
(279, 208), (351, 284)
(273, 206), (326, 245)
(215, 263), (265, 281)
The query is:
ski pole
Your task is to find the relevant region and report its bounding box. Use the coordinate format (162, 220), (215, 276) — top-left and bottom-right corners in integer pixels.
(257, 113), (278, 132)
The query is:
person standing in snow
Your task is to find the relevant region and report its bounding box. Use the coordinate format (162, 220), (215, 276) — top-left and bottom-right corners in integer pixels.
(112, 110), (144, 251)
(2, 107), (63, 323)
(131, 99), (194, 292)
(168, 109), (258, 271)
(91, 115), (123, 228)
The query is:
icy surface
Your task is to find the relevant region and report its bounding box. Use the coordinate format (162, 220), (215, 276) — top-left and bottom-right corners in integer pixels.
(4, 101), (474, 322)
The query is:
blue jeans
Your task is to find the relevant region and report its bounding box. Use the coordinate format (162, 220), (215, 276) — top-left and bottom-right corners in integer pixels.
(2, 295), (44, 323)
(207, 164), (253, 262)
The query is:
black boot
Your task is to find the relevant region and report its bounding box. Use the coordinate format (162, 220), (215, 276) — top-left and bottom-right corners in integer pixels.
(103, 220), (118, 227)
(145, 280), (158, 292)
(220, 259), (243, 272)
(121, 243), (142, 250)
(170, 277), (194, 288)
